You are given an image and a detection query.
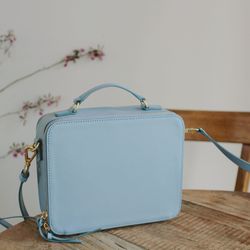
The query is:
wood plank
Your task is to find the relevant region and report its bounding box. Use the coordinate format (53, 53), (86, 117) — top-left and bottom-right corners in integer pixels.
(181, 200), (250, 232)
(171, 109), (250, 144)
(182, 190), (250, 220)
(109, 191), (250, 249)
(0, 220), (143, 250)
(109, 204), (250, 249)
(1, 191), (249, 249)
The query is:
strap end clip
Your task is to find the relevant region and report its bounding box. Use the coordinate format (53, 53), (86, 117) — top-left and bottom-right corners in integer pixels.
(185, 128), (200, 134)
(23, 142), (40, 175)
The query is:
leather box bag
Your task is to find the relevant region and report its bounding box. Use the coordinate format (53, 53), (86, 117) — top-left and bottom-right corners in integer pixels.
(1, 83), (249, 243)
(35, 83), (184, 243)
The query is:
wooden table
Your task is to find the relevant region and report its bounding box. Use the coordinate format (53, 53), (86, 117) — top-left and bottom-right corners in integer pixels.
(0, 190), (249, 249)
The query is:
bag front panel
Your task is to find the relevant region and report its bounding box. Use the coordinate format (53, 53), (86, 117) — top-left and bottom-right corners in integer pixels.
(44, 113), (184, 235)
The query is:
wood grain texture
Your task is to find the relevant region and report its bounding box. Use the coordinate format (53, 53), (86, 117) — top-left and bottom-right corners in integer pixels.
(0, 220), (143, 250)
(171, 109), (250, 192)
(182, 190), (250, 220)
(235, 144), (250, 192)
(171, 110), (250, 144)
(0, 190), (249, 250)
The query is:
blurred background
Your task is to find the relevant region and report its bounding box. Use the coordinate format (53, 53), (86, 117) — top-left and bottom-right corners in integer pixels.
(0, 0), (249, 229)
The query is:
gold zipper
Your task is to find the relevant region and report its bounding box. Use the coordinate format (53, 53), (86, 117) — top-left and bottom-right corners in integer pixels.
(41, 211), (50, 232)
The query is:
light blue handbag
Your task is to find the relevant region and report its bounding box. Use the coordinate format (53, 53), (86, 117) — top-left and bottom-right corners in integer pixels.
(1, 83), (250, 243)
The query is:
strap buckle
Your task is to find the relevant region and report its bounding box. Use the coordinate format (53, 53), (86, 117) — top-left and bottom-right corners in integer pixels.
(23, 142), (40, 175)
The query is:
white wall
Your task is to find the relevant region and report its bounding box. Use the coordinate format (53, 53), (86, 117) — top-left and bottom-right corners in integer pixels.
(0, 0), (249, 227)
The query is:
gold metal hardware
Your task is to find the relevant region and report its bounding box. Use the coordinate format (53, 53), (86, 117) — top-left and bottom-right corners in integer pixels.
(185, 128), (200, 134)
(41, 211), (48, 220)
(41, 211), (50, 232)
(71, 101), (80, 113)
(43, 222), (50, 232)
(140, 99), (149, 109)
(72, 99), (149, 112)
(23, 142), (40, 175)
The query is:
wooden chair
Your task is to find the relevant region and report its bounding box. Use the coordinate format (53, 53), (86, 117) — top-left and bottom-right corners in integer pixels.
(170, 110), (250, 192)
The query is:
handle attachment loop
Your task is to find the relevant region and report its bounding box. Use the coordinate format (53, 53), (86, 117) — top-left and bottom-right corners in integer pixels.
(71, 101), (80, 113)
(140, 98), (149, 110)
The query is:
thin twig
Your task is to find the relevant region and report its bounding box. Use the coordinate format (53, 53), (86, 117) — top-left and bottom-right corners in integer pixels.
(0, 110), (19, 119)
(0, 153), (9, 159)
(0, 94), (60, 124)
(0, 60), (62, 94)
(0, 47), (104, 94)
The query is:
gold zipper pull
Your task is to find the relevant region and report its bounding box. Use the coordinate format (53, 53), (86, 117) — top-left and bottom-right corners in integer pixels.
(41, 211), (48, 220)
(40, 211), (50, 232)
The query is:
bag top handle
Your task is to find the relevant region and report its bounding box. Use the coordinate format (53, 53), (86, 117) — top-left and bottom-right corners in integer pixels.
(72, 83), (148, 113)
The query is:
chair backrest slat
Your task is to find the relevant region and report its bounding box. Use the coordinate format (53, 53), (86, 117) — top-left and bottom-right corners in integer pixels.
(170, 109), (250, 192)
(171, 110), (250, 144)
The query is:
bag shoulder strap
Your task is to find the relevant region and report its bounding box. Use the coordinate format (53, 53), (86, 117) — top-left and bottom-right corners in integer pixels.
(186, 128), (250, 172)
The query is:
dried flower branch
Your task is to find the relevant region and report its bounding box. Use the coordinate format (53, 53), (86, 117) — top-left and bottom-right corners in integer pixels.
(0, 30), (16, 56)
(63, 46), (104, 66)
(87, 46), (105, 60)
(0, 142), (27, 159)
(0, 46), (105, 94)
(0, 94), (61, 125)
(64, 48), (85, 67)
